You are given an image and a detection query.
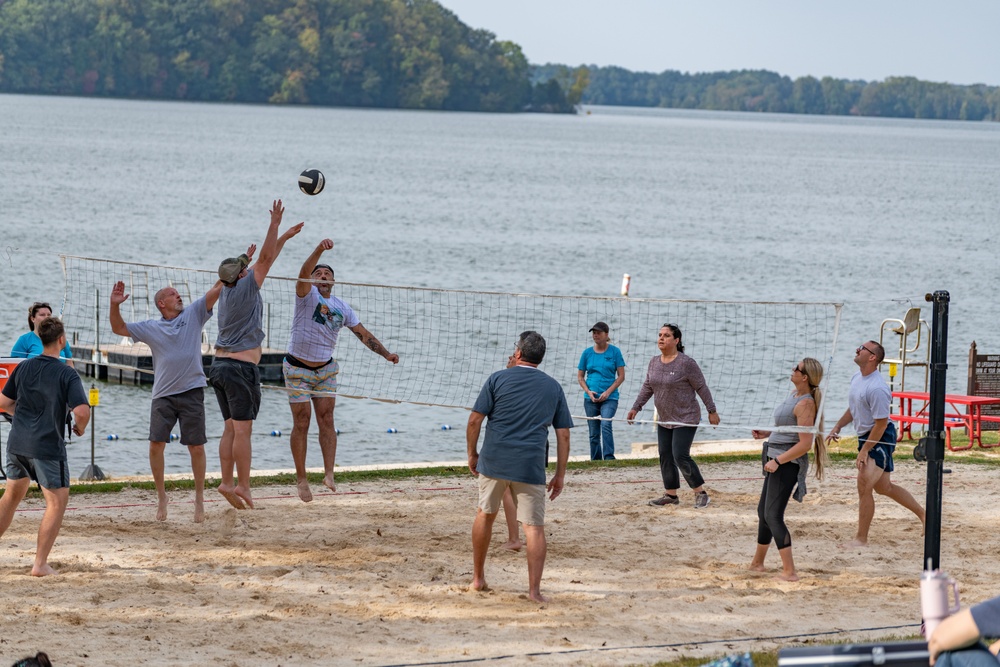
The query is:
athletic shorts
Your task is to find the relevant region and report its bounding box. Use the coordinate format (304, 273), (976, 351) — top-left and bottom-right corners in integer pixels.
(282, 358), (339, 404)
(859, 422), (897, 473)
(477, 474), (546, 526)
(5, 454), (70, 489)
(149, 387), (206, 445)
(208, 358), (261, 421)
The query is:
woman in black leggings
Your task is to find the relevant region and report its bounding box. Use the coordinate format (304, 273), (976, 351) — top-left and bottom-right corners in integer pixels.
(748, 357), (827, 581)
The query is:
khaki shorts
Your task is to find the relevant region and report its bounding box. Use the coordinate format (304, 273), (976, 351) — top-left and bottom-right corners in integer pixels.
(477, 474), (546, 526)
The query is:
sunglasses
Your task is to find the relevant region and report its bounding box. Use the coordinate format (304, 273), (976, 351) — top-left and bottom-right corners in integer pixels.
(793, 365), (806, 375)
(856, 345), (876, 356)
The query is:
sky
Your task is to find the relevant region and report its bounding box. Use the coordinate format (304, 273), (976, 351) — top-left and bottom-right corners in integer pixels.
(439, 1), (1000, 86)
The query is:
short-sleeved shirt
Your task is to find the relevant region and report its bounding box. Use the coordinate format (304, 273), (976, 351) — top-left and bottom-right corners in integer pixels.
(578, 345), (626, 399)
(287, 287), (359, 363)
(848, 370), (891, 434)
(2, 355), (88, 460)
(971, 595), (1000, 637)
(11, 331), (73, 363)
(216, 269), (264, 352)
(472, 365), (574, 485)
(126, 296), (213, 399)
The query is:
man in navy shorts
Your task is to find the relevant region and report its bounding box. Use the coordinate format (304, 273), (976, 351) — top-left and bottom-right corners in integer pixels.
(0, 317), (90, 576)
(827, 340), (925, 547)
(110, 278), (224, 522)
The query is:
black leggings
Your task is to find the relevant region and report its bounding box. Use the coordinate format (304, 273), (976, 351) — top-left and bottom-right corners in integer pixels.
(656, 425), (704, 490)
(756, 461), (799, 548)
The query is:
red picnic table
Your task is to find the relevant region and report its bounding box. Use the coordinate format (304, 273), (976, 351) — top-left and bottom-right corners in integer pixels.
(892, 390), (1000, 451)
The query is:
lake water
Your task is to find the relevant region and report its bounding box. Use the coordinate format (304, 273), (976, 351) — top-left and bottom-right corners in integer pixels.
(1, 94), (999, 475)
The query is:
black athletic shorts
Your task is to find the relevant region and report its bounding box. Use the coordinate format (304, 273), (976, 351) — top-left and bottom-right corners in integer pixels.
(208, 358), (261, 421)
(5, 454), (70, 489)
(149, 387), (207, 445)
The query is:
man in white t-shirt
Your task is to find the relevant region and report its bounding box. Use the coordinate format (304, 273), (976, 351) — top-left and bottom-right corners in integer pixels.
(110, 279), (223, 523)
(283, 238), (399, 502)
(827, 340), (925, 547)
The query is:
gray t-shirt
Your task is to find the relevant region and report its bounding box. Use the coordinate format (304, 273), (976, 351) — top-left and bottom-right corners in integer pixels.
(971, 595), (1000, 637)
(2, 356), (88, 461)
(848, 370), (891, 434)
(216, 268), (264, 352)
(472, 365), (574, 485)
(127, 296), (213, 400)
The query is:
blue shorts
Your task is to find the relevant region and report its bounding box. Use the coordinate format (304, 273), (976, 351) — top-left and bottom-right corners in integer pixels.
(859, 422), (897, 473)
(5, 454), (71, 489)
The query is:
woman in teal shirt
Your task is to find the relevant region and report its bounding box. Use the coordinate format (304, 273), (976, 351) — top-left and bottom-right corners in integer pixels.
(10, 302), (74, 367)
(577, 321), (626, 460)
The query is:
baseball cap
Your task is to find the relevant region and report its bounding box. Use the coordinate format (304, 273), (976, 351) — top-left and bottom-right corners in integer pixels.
(589, 321), (610, 333)
(218, 254), (250, 286)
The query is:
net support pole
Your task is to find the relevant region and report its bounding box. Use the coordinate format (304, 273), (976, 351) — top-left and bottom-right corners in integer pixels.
(922, 290), (950, 571)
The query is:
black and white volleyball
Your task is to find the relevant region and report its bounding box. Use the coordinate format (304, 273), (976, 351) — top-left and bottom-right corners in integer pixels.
(298, 169), (325, 196)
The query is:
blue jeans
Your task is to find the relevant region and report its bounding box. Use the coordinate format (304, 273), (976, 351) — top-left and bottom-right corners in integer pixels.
(584, 398), (618, 460)
(936, 645), (1000, 667)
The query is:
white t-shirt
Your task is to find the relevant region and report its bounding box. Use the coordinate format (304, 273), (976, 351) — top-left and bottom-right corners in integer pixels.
(287, 286), (359, 363)
(848, 370), (891, 434)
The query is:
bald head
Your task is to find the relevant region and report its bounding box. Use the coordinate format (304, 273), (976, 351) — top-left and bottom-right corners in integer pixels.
(155, 287), (184, 319)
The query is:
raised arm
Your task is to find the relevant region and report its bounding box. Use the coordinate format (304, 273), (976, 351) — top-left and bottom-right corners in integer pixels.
(349, 323), (399, 364)
(296, 239), (334, 298)
(204, 280), (224, 311)
(109, 281), (131, 337)
(251, 199), (303, 288)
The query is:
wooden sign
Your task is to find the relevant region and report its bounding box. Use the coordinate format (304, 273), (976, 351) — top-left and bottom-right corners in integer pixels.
(968, 342), (1000, 430)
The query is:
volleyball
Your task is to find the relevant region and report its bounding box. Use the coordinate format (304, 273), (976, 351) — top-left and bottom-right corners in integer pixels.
(298, 168), (325, 196)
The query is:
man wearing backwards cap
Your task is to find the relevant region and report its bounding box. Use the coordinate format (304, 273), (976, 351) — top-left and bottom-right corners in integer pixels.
(283, 238), (399, 502)
(209, 199), (303, 510)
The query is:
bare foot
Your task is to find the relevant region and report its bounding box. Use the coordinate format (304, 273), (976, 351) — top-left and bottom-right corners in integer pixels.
(193, 497), (205, 524)
(841, 539), (869, 549)
(748, 563), (766, 572)
(777, 572), (800, 582)
(528, 591), (550, 603)
(31, 564), (58, 577)
(323, 473), (336, 493)
(234, 485), (255, 509)
(469, 578), (489, 592)
(297, 479), (313, 503)
(156, 496), (168, 522)
(501, 539), (523, 552)
(217, 484), (246, 510)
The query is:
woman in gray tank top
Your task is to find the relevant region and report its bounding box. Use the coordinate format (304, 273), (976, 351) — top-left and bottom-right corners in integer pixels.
(748, 357), (827, 582)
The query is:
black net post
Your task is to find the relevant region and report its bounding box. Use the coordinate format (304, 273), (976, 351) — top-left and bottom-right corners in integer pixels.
(922, 290), (950, 571)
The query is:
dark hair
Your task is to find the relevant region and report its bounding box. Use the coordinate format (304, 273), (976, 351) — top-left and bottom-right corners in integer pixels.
(516, 330), (546, 364)
(27, 302), (51, 332)
(869, 340), (886, 364)
(12, 653), (52, 667)
(661, 323), (684, 353)
(36, 317), (65, 347)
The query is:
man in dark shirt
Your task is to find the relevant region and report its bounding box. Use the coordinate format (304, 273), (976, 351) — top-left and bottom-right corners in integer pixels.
(466, 330), (573, 603)
(0, 317), (90, 576)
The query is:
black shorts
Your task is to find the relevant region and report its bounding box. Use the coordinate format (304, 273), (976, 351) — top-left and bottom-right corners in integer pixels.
(149, 387), (207, 445)
(5, 454), (70, 489)
(208, 358), (261, 421)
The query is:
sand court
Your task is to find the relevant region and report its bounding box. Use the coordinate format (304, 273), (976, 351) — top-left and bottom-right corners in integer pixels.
(1, 458), (997, 666)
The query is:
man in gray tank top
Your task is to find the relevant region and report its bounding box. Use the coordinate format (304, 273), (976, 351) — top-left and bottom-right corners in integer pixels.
(109, 278), (223, 523)
(209, 199), (303, 510)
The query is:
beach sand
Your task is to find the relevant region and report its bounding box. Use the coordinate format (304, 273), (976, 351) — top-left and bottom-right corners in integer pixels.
(1, 456), (996, 666)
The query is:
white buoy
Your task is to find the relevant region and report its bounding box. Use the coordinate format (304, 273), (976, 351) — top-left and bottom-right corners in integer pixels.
(441, 424), (452, 430)
(270, 430), (282, 437)
(169, 433), (179, 441)
(387, 428), (398, 434)
(106, 434), (119, 441)
(621, 273), (631, 297)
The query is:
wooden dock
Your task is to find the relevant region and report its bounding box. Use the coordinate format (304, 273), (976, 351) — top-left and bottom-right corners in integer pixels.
(72, 342), (286, 385)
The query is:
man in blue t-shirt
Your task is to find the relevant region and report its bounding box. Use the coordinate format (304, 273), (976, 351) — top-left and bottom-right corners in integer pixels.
(827, 340), (925, 547)
(466, 330), (574, 603)
(0, 317), (90, 577)
(109, 279), (223, 523)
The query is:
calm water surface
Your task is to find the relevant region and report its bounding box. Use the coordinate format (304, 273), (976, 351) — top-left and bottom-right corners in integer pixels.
(1, 95), (998, 474)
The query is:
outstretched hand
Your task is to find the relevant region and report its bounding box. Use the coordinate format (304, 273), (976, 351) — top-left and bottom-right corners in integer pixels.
(270, 199), (284, 225)
(245, 244), (257, 264)
(111, 281), (130, 305)
(281, 222), (305, 241)
(318, 238), (334, 252)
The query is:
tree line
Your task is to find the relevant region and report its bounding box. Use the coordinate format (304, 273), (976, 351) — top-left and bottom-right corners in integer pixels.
(532, 65), (1000, 121)
(0, 0), (576, 113)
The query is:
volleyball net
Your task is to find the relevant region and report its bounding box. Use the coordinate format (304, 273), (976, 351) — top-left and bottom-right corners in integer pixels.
(58, 254), (842, 435)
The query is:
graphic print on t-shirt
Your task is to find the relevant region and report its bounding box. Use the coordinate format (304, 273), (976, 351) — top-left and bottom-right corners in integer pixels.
(312, 301), (346, 333)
